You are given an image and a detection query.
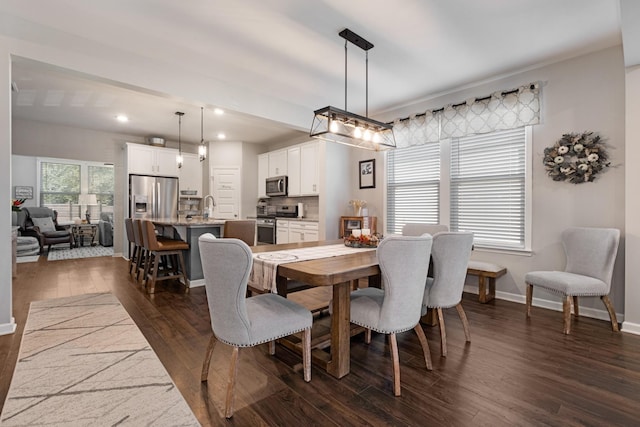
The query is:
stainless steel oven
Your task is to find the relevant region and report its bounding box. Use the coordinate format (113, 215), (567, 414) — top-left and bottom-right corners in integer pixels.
(256, 217), (276, 245)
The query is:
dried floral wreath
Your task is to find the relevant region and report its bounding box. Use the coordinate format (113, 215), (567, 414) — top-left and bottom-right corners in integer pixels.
(543, 132), (610, 184)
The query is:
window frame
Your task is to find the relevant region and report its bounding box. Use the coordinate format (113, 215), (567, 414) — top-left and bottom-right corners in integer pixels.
(37, 157), (115, 222)
(384, 126), (532, 254)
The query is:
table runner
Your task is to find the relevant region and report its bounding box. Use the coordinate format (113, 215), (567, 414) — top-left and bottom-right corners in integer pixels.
(249, 243), (376, 293)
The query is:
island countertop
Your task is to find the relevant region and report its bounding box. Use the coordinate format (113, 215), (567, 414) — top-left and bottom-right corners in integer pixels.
(153, 218), (226, 227)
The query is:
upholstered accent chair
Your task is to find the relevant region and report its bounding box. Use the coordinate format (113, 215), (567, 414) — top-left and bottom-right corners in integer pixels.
(349, 235), (433, 396)
(98, 212), (114, 247)
(198, 234), (313, 418)
(223, 219), (256, 246)
(420, 232), (474, 357)
(525, 227), (620, 334)
(18, 207), (74, 254)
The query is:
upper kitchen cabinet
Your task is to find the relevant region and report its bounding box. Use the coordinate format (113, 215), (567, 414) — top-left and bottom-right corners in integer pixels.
(268, 150), (287, 177)
(287, 146), (301, 196)
(126, 143), (179, 177)
(179, 153), (203, 196)
(287, 142), (319, 197)
(300, 142), (319, 195)
(257, 153), (269, 198)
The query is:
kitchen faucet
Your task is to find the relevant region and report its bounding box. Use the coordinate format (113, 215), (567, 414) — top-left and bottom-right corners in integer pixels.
(204, 195), (215, 218)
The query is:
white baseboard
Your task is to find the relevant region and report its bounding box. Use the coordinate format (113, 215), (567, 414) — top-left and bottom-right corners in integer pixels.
(0, 317), (17, 336)
(621, 321), (640, 335)
(188, 279), (204, 288)
(463, 285), (625, 324)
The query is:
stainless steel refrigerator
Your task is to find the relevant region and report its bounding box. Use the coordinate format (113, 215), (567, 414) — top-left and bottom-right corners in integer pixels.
(129, 174), (179, 220)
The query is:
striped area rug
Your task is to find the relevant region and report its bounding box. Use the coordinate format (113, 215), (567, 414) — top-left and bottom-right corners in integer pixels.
(0, 293), (200, 426)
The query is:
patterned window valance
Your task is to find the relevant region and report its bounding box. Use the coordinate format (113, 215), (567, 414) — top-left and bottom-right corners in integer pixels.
(393, 82), (540, 148)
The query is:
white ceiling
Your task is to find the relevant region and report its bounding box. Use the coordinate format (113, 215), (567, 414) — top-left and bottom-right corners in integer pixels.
(4, 0), (622, 146)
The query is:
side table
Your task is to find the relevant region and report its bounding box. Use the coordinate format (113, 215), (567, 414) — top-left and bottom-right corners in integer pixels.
(71, 223), (98, 247)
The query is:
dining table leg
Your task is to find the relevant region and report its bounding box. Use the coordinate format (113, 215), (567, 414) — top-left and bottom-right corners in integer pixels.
(327, 281), (351, 378)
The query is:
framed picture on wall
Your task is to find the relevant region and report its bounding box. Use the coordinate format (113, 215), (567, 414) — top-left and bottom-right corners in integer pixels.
(14, 186), (33, 199)
(359, 159), (375, 189)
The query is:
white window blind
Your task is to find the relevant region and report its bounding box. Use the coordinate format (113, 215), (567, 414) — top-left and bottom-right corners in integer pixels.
(387, 142), (440, 234)
(450, 127), (526, 249)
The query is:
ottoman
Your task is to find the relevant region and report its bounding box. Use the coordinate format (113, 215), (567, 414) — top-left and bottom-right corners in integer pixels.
(16, 236), (40, 257)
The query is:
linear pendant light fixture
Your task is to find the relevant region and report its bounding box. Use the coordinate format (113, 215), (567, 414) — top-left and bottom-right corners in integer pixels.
(198, 107), (207, 162)
(310, 28), (395, 151)
(175, 111), (184, 168)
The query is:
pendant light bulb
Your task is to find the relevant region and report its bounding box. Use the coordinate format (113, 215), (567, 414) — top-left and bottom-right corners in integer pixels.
(372, 131), (381, 143)
(353, 125), (363, 139)
(363, 128), (372, 141)
(329, 119), (339, 133)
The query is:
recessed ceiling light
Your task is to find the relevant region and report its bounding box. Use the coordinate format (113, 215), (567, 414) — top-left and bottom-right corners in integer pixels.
(116, 115), (129, 123)
(217, 133), (226, 140)
(214, 108), (224, 115)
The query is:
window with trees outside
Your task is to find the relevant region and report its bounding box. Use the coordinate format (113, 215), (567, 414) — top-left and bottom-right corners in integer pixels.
(386, 126), (531, 251)
(39, 158), (114, 223)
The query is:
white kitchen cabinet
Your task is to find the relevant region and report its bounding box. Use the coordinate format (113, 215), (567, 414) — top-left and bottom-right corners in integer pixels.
(276, 219), (289, 244)
(178, 153), (203, 196)
(300, 142), (319, 195)
(257, 153), (269, 198)
(127, 143), (179, 177)
(288, 221), (318, 243)
(287, 146), (301, 196)
(268, 150), (287, 177)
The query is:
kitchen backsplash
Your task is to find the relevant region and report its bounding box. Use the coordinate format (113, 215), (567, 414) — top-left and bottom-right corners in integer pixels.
(266, 196), (319, 220)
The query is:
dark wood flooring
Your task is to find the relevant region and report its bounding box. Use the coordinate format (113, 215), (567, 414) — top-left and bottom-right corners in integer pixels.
(2, 256), (640, 426)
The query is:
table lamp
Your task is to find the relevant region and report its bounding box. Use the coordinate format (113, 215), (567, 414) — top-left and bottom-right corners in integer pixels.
(79, 194), (98, 223)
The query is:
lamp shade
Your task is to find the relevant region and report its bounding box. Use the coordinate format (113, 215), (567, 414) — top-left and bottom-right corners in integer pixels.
(78, 194), (98, 205)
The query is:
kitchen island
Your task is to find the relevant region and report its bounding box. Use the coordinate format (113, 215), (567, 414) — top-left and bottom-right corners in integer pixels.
(153, 218), (225, 287)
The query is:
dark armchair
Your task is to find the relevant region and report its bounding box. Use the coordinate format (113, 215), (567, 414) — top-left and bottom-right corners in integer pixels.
(18, 207), (74, 254)
(98, 212), (114, 247)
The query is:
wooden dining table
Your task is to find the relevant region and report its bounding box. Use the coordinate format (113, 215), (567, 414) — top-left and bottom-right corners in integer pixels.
(251, 240), (380, 379)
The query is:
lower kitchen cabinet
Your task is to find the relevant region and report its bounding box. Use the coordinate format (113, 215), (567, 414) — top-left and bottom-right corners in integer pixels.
(276, 219), (289, 244)
(288, 221), (318, 243)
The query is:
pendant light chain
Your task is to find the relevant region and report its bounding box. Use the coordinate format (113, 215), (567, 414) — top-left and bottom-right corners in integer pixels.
(365, 50), (368, 118)
(344, 39), (348, 112)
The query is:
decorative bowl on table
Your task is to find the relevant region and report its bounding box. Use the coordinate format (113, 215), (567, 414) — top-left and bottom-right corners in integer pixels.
(344, 234), (381, 248)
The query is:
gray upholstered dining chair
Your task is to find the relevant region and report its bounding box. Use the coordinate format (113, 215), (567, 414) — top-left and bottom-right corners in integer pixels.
(402, 223), (449, 237)
(525, 227), (620, 334)
(349, 235), (433, 397)
(420, 232), (474, 357)
(198, 233), (312, 418)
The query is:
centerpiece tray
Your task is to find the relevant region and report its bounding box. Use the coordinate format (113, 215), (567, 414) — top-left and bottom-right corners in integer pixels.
(344, 235), (380, 248)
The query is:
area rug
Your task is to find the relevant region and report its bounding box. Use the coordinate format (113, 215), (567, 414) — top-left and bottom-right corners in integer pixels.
(47, 245), (114, 261)
(0, 293), (200, 426)
(16, 255), (40, 263)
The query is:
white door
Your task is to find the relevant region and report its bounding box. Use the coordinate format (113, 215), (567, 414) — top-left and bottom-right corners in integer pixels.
(211, 167), (240, 219)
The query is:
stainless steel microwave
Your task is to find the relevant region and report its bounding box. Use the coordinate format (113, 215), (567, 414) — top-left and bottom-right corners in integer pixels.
(266, 175), (288, 197)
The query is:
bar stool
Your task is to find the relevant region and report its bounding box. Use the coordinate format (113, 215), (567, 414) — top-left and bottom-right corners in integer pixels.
(124, 218), (138, 277)
(141, 220), (190, 294)
(132, 219), (148, 283)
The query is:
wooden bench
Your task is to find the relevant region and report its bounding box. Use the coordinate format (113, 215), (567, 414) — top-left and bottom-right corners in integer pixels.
(467, 261), (507, 303)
